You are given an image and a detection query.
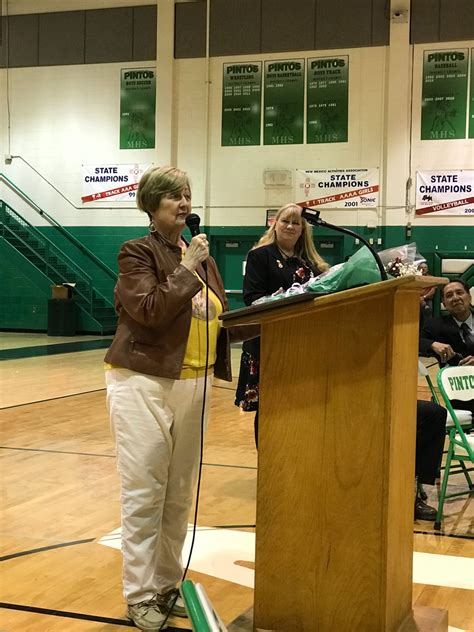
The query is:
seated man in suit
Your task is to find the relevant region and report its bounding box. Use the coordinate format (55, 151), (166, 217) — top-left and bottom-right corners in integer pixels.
(415, 400), (447, 521)
(419, 279), (474, 414)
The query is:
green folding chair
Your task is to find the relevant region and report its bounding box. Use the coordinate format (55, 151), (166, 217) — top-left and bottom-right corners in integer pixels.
(418, 359), (473, 428)
(434, 366), (474, 530)
(416, 359), (472, 501)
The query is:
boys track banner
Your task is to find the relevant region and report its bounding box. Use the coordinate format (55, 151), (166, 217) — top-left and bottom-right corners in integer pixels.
(307, 56), (349, 144)
(295, 168), (379, 209)
(81, 164), (150, 203)
(415, 170), (474, 216)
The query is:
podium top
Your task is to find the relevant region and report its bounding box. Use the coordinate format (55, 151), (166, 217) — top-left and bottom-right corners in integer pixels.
(220, 275), (446, 328)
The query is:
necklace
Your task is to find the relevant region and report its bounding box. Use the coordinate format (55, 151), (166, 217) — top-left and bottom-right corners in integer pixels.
(277, 245), (294, 259)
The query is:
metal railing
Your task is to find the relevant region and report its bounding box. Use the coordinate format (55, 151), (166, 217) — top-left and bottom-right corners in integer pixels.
(1, 202), (95, 304)
(1, 201), (114, 313)
(0, 171), (117, 284)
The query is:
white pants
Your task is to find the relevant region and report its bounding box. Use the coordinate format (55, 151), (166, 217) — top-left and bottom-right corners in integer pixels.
(105, 368), (212, 604)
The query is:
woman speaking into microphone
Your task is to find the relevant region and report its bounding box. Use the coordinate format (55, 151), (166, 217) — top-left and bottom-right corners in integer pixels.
(104, 166), (256, 631)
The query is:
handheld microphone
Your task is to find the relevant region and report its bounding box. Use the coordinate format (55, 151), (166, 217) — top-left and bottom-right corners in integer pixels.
(185, 213), (207, 270)
(300, 207), (388, 281)
(185, 213), (202, 238)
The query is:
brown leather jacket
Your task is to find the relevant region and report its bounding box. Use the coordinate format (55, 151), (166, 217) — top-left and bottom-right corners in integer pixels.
(105, 231), (257, 381)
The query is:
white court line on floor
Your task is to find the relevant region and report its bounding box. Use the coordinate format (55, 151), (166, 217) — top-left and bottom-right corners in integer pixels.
(98, 526), (474, 593)
(99, 526), (255, 588)
(413, 551), (474, 591)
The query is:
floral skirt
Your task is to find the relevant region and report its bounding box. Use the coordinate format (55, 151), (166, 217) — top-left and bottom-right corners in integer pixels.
(234, 344), (260, 412)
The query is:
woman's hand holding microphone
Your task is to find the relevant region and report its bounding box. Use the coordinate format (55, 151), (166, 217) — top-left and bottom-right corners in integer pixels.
(181, 234), (209, 272)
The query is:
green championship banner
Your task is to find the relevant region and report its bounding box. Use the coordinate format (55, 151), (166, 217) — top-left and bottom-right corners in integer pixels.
(120, 68), (156, 149)
(264, 59), (304, 145)
(222, 62), (262, 146)
(469, 49), (474, 139)
(421, 49), (468, 140)
(307, 56), (349, 144)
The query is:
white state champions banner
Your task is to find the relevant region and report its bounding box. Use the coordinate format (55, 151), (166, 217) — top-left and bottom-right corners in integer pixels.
(81, 163), (151, 203)
(295, 168), (379, 209)
(415, 170), (474, 217)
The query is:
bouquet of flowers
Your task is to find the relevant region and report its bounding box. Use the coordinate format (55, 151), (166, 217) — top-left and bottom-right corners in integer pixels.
(378, 243), (424, 278)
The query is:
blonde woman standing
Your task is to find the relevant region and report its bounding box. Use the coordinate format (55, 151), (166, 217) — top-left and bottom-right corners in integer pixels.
(235, 203), (328, 446)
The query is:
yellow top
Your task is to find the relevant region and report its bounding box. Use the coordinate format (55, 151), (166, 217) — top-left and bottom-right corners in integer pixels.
(180, 271), (223, 378)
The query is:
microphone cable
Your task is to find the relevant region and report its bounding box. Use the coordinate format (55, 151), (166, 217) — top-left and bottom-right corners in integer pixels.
(159, 261), (210, 630)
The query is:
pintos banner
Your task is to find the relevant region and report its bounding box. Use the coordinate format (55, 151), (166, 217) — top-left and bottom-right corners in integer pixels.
(295, 168), (379, 209)
(81, 164), (150, 204)
(415, 170), (474, 216)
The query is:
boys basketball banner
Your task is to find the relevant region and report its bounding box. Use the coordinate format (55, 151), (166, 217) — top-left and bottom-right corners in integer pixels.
(81, 164), (150, 203)
(415, 170), (474, 216)
(264, 59), (304, 145)
(295, 168), (379, 209)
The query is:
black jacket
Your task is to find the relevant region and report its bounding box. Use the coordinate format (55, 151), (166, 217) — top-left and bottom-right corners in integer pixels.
(242, 243), (320, 358)
(243, 243), (319, 306)
(419, 311), (474, 364)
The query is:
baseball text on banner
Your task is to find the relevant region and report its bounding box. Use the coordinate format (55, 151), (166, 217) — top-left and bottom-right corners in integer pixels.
(295, 168), (379, 209)
(120, 68), (156, 149)
(421, 50), (468, 140)
(264, 59), (304, 145)
(415, 170), (474, 216)
(307, 56), (348, 144)
(221, 62), (262, 146)
(81, 164), (150, 204)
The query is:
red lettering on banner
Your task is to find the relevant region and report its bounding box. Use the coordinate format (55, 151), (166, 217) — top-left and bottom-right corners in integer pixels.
(81, 182), (138, 203)
(297, 185), (379, 208)
(415, 196), (474, 216)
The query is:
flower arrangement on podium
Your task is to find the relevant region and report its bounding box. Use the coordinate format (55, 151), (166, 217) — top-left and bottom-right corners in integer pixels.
(378, 242), (424, 278)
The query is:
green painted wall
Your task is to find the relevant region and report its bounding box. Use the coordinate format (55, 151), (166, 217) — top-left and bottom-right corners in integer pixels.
(0, 238), (49, 329)
(2, 224), (473, 329)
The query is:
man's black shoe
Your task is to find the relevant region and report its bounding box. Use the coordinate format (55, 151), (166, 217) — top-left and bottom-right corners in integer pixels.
(415, 498), (437, 521)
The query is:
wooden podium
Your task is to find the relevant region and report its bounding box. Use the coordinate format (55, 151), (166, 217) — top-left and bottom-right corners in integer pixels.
(221, 276), (448, 632)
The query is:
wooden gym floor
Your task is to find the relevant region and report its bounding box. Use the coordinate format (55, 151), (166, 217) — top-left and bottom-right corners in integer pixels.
(0, 333), (473, 631)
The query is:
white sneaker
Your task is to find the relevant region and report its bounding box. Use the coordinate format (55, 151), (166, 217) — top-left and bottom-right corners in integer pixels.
(127, 597), (168, 631)
(155, 588), (187, 618)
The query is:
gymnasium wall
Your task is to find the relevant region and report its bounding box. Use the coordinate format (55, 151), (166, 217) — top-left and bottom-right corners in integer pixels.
(0, 1), (472, 327)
